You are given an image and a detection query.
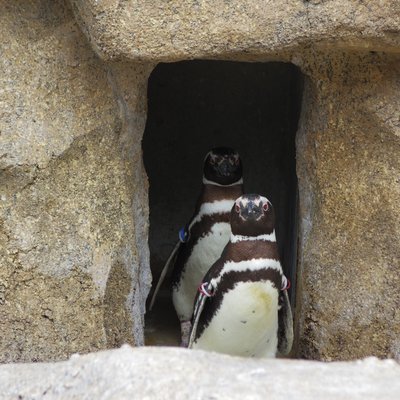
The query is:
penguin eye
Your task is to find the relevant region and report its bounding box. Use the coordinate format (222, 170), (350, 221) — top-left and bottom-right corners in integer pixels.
(235, 204), (240, 213)
(262, 202), (269, 212)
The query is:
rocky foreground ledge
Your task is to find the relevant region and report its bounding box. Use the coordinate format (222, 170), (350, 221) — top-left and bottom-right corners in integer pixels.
(0, 346), (399, 400)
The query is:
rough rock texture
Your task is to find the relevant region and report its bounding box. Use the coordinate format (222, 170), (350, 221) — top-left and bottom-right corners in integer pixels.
(0, 1), (152, 362)
(70, 0), (400, 61)
(1, 346), (400, 399)
(295, 51), (400, 360)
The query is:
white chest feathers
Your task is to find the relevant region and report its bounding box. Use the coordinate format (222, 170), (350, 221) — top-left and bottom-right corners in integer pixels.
(193, 280), (279, 358)
(173, 222), (231, 320)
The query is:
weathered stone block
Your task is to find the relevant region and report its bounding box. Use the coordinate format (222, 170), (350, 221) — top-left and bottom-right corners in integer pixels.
(0, 1), (151, 362)
(70, 0), (400, 61)
(1, 346), (399, 399)
(295, 51), (400, 360)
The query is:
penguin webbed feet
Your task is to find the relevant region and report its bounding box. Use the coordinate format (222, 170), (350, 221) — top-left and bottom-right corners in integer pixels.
(180, 320), (192, 347)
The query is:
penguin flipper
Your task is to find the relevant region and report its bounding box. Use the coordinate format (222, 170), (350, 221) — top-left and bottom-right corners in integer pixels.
(188, 291), (208, 348)
(148, 240), (181, 311)
(277, 289), (294, 356)
(188, 251), (227, 348)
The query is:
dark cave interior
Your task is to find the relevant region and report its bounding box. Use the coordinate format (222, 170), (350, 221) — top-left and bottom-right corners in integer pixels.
(142, 60), (303, 345)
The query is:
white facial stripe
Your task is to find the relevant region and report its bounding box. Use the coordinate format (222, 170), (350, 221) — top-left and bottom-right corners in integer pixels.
(236, 195), (269, 207)
(202, 176), (243, 187)
(203, 150), (213, 162)
(230, 231), (276, 243)
(204, 151), (239, 163)
(211, 258), (283, 286)
(189, 199), (234, 228)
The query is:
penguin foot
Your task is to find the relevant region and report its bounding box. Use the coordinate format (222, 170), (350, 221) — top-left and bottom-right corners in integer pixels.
(180, 320), (192, 347)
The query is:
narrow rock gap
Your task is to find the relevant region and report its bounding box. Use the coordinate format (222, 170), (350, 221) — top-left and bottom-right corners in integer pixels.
(142, 60), (303, 348)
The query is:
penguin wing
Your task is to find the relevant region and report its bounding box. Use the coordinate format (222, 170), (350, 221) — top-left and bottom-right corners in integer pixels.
(149, 194), (201, 311)
(148, 240), (181, 311)
(188, 287), (209, 348)
(188, 251), (227, 348)
(277, 288), (294, 356)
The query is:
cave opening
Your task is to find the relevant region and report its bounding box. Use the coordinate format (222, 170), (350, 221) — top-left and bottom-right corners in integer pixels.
(142, 60), (303, 348)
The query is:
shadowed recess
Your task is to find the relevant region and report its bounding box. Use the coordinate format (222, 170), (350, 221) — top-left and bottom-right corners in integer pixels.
(143, 60), (303, 346)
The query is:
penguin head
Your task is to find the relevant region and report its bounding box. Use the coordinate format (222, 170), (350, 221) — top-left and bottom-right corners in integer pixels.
(230, 194), (275, 236)
(203, 147), (243, 186)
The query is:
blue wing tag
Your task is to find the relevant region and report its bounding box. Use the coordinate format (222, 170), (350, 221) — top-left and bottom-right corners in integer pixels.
(178, 227), (189, 243)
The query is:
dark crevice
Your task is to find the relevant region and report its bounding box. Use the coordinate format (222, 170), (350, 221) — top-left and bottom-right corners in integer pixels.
(143, 60), (303, 346)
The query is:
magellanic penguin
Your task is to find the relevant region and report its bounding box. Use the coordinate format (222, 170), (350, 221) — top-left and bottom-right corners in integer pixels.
(148, 147), (244, 346)
(189, 194), (293, 358)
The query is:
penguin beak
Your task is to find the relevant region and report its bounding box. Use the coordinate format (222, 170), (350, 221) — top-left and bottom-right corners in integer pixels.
(216, 159), (235, 177)
(242, 201), (263, 221)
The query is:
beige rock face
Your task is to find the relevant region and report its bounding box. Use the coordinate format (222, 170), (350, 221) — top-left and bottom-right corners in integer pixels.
(70, 0), (400, 61)
(0, 1), (152, 362)
(1, 347), (400, 399)
(295, 52), (400, 360)
(1, 0), (399, 363)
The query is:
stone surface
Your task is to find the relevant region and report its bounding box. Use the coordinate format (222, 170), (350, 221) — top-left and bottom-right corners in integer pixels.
(295, 51), (400, 360)
(1, 346), (400, 399)
(0, 1), (152, 362)
(70, 0), (400, 62)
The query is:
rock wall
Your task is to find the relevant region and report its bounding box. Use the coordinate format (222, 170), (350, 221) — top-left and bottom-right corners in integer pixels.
(0, 0), (399, 362)
(1, 346), (400, 399)
(69, 0), (400, 61)
(295, 51), (400, 360)
(0, 1), (152, 362)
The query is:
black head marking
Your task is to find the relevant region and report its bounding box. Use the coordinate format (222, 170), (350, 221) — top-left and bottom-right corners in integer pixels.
(230, 194), (275, 236)
(203, 147), (243, 186)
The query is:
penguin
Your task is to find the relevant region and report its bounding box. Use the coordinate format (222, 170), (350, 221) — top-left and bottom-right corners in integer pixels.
(189, 194), (293, 358)
(148, 147), (244, 347)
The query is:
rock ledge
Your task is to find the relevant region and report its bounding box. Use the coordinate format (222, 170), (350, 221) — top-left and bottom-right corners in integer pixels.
(1, 346), (399, 399)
